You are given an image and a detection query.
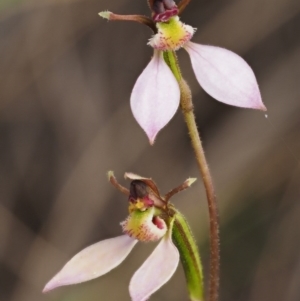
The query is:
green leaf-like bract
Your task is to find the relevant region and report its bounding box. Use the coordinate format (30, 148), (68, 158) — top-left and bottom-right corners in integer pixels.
(172, 209), (204, 301)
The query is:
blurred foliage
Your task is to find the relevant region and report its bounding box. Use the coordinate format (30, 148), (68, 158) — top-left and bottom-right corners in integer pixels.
(0, 0), (22, 11)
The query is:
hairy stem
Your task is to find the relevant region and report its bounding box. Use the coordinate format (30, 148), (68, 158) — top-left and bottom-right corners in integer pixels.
(164, 51), (220, 301)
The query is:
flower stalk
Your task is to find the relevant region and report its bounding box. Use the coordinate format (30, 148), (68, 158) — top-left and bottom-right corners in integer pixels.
(164, 50), (220, 301)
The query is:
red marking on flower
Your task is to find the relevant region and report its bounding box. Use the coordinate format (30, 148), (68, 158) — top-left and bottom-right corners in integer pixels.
(153, 7), (178, 22)
(153, 216), (165, 229)
(143, 196), (154, 207)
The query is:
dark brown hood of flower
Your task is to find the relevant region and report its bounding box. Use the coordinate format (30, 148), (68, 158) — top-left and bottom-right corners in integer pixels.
(129, 180), (148, 200)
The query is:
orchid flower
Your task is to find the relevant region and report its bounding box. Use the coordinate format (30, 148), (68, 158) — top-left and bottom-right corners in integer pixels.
(99, 0), (266, 144)
(43, 172), (203, 301)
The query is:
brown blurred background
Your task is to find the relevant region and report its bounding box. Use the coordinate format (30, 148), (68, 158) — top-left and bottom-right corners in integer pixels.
(0, 0), (300, 300)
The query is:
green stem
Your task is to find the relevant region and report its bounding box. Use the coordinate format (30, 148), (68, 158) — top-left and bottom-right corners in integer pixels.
(172, 209), (204, 301)
(164, 51), (220, 301)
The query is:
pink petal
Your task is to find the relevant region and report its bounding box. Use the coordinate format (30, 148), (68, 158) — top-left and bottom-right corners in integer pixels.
(129, 236), (179, 301)
(130, 50), (180, 144)
(185, 41), (266, 111)
(43, 235), (137, 292)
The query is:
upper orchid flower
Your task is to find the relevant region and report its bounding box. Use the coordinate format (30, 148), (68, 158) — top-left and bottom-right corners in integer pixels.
(99, 0), (266, 144)
(43, 172), (203, 301)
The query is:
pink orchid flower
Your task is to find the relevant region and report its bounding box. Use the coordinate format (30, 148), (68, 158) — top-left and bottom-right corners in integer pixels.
(43, 173), (182, 301)
(130, 14), (266, 144)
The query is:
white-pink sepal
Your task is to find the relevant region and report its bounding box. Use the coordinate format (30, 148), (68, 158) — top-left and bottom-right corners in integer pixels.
(130, 50), (180, 144)
(129, 235), (179, 301)
(185, 42), (266, 111)
(43, 235), (137, 292)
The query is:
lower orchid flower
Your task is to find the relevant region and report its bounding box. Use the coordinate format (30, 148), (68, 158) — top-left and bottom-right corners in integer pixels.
(99, 0), (267, 144)
(43, 172), (203, 301)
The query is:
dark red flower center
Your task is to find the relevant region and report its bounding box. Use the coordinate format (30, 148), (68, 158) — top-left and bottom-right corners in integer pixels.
(152, 0), (179, 22)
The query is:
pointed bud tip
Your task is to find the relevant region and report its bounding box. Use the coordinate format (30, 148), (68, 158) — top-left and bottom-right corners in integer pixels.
(186, 178), (197, 186)
(107, 170), (115, 180)
(98, 11), (111, 20)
